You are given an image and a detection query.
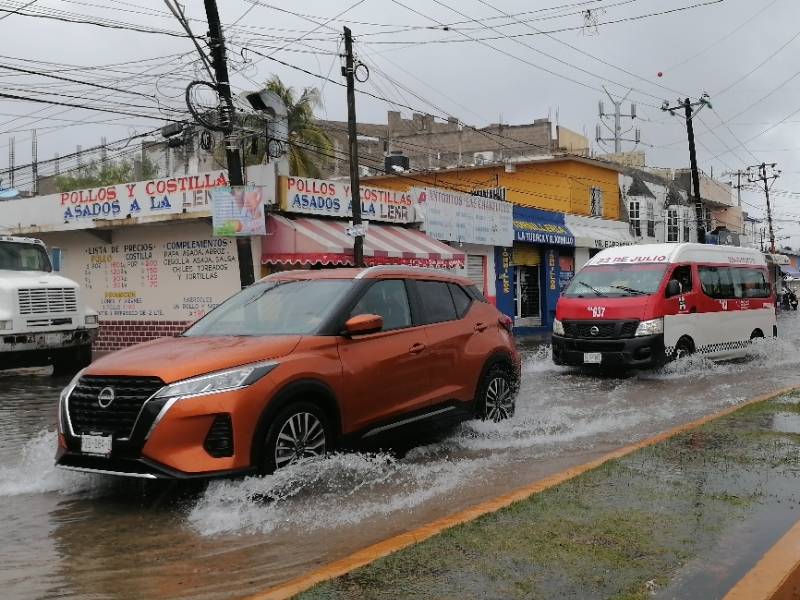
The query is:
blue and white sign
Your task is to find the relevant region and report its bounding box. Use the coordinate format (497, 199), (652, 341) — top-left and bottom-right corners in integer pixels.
(513, 206), (575, 246)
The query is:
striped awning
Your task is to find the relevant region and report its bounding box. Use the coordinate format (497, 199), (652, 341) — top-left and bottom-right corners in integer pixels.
(262, 215), (465, 269)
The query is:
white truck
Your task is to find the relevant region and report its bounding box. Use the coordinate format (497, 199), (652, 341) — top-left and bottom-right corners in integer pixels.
(0, 235), (98, 374)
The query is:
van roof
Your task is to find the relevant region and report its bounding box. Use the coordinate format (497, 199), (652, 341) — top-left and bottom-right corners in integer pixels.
(586, 243), (768, 267)
(262, 265), (474, 285)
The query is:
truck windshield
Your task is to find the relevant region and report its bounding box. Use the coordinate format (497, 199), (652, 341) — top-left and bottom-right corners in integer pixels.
(564, 264), (668, 298)
(183, 279), (352, 336)
(0, 241), (52, 272)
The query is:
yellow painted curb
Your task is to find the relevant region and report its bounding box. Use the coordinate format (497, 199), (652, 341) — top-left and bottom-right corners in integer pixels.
(247, 385), (800, 600)
(724, 515), (800, 600)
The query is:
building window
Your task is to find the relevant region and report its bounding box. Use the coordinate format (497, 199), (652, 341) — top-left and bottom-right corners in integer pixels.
(682, 208), (690, 242)
(646, 203), (655, 237)
(590, 187), (603, 217)
(629, 200), (641, 237)
(667, 208), (679, 243)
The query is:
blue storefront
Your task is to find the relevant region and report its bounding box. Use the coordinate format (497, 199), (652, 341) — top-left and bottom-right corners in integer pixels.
(494, 206), (575, 336)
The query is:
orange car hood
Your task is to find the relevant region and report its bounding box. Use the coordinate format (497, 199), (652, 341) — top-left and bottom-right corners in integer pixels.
(86, 335), (302, 383)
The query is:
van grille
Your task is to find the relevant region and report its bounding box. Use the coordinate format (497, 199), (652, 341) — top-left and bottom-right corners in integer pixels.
(562, 320), (640, 339)
(17, 288), (77, 315)
(67, 376), (164, 438)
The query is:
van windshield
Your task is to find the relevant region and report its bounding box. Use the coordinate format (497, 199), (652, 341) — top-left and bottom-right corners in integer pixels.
(564, 264), (668, 298)
(183, 279), (352, 336)
(0, 241), (52, 272)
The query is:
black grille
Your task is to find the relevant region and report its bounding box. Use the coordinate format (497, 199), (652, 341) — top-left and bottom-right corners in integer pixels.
(204, 414), (234, 458)
(67, 375), (164, 438)
(562, 320), (640, 340)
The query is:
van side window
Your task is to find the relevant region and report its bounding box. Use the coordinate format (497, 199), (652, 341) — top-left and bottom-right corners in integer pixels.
(734, 268), (771, 298)
(350, 280), (412, 331)
(417, 280), (458, 324)
(669, 265), (692, 296)
(448, 283), (473, 317)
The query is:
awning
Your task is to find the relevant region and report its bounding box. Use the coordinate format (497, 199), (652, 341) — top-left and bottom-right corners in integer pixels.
(765, 253), (790, 266)
(262, 215), (465, 268)
(565, 215), (635, 249)
(513, 206), (574, 246)
(781, 265), (800, 279)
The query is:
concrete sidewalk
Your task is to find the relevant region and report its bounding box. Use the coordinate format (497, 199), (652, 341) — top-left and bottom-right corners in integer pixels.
(293, 392), (800, 600)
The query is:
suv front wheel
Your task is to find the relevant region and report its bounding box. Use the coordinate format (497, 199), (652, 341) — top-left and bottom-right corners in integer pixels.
(476, 364), (516, 422)
(260, 401), (331, 474)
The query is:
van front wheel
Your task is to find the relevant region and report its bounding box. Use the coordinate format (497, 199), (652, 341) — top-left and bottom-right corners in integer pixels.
(673, 337), (695, 360)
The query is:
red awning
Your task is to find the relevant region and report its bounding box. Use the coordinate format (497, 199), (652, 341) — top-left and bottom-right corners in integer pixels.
(262, 215), (465, 269)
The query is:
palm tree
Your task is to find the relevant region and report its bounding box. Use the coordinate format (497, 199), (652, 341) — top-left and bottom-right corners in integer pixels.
(263, 75), (333, 178)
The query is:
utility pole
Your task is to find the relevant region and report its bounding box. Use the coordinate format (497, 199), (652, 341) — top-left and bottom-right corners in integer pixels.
(722, 169), (745, 207)
(204, 0), (254, 287)
(747, 162), (780, 253)
(662, 94), (712, 244)
(343, 26), (364, 268)
(596, 87), (639, 154)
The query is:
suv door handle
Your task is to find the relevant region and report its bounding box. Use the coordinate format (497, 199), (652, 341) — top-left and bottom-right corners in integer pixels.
(409, 342), (426, 355)
(474, 322), (488, 332)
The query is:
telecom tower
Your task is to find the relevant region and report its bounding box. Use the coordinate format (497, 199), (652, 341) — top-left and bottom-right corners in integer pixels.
(596, 87), (640, 153)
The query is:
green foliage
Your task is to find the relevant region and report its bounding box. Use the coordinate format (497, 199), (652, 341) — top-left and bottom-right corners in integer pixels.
(54, 156), (158, 192)
(250, 75), (333, 177)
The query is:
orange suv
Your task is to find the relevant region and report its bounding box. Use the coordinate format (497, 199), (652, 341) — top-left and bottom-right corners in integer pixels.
(55, 266), (520, 479)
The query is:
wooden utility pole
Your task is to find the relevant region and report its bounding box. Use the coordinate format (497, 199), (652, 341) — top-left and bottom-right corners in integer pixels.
(661, 94), (712, 244)
(748, 163), (780, 253)
(204, 0), (254, 287)
(343, 26), (364, 267)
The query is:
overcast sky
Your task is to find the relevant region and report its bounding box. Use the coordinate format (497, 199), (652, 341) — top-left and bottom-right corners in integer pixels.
(2, 0), (800, 246)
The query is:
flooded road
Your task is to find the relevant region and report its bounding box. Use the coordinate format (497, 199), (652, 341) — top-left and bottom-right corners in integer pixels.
(2, 314), (800, 600)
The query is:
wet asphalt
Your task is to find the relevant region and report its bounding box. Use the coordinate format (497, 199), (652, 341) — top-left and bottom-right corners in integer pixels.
(2, 313), (800, 599)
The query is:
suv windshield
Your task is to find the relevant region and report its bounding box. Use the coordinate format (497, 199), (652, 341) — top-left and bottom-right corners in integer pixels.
(563, 264), (668, 298)
(183, 279), (352, 336)
(0, 241), (52, 272)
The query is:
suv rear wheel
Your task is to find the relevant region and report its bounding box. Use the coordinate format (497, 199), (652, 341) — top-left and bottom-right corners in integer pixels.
(260, 401), (331, 474)
(476, 364), (515, 422)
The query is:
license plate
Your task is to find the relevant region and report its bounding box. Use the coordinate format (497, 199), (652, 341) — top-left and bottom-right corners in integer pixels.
(81, 434), (112, 456)
(44, 333), (61, 346)
(583, 352), (602, 364)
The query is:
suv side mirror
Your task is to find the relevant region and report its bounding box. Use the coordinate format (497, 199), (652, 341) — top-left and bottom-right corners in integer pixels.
(344, 313), (384, 336)
(666, 279), (681, 297)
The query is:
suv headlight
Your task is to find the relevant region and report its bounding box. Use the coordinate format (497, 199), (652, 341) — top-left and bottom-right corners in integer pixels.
(58, 368), (85, 433)
(85, 314), (98, 325)
(153, 361), (278, 399)
(552, 318), (565, 335)
(634, 318), (663, 337)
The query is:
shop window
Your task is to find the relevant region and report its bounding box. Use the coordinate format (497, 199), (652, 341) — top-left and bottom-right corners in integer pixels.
(590, 187), (603, 217)
(667, 208), (679, 243)
(629, 200), (641, 237)
(466, 254), (485, 293)
(646, 203), (655, 237)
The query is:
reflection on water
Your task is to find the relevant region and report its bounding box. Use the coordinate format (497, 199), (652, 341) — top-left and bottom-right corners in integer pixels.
(2, 315), (800, 599)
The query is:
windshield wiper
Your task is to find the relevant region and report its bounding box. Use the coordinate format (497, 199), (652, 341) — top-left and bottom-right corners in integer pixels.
(576, 281), (606, 297)
(608, 285), (648, 296)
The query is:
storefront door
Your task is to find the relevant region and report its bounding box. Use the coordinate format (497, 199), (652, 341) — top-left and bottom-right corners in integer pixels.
(515, 265), (541, 326)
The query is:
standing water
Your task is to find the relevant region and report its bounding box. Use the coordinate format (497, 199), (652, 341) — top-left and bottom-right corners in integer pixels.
(2, 314), (800, 599)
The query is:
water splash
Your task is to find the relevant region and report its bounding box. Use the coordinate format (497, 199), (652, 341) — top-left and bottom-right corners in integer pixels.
(0, 430), (102, 497)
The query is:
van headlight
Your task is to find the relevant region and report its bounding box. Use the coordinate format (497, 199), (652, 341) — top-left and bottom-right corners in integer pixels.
(634, 318), (663, 337)
(153, 361), (278, 399)
(553, 318), (565, 335)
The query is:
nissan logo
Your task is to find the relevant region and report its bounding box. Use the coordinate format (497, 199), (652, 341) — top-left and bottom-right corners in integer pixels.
(589, 326), (600, 336)
(97, 387), (115, 408)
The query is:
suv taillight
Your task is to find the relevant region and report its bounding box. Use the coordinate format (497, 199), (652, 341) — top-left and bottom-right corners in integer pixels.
(498, 314), (513, 333)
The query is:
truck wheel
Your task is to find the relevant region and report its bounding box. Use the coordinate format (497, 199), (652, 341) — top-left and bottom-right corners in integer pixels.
(259, 401), (331, 474)
(52, 344), (92, 376)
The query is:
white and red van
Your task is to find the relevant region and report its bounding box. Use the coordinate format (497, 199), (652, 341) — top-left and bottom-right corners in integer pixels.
(552, 243), (776, 369)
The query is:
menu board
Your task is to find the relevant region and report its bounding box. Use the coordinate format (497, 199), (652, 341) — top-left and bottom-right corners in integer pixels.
(78, 224), (240, 321)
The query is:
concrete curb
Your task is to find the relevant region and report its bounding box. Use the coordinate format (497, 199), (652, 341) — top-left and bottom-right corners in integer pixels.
(246, 385), (800, 600)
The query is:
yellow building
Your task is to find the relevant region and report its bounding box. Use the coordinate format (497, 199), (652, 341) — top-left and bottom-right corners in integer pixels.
(363, 155), (622, 220)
